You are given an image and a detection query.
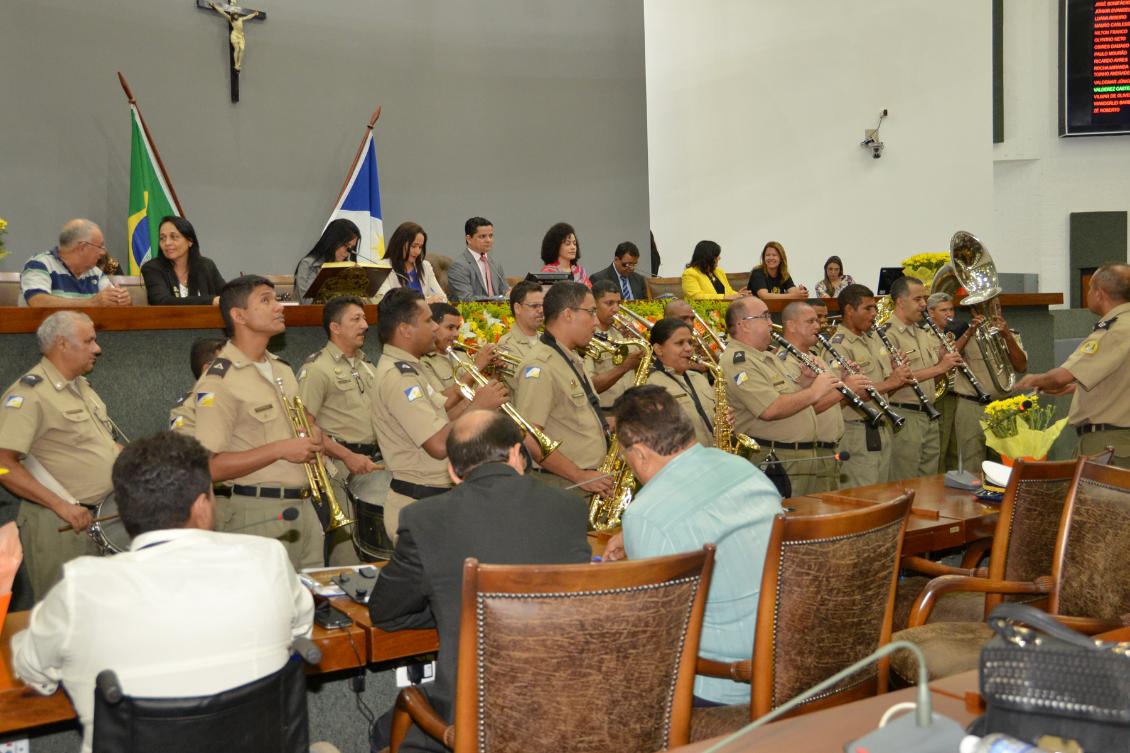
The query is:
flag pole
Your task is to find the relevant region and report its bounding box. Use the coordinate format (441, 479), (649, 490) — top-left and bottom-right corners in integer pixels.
(117, 71), (185, 216)
(331, 106), (382, 210)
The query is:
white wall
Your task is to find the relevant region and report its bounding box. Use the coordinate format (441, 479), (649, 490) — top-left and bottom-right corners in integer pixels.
(645, 0), (995, 290)
(993, 0), (1130, 300)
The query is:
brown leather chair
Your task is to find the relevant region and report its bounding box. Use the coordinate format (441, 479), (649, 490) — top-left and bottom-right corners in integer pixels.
(428, 253), (453, 299)
(891, 458), (1130, 683)
(690, 493), (912, 741)
(645, 276), (684, 299)
(725, 271), (750, 292)
(260, 274), (296, 302)
(389, 547), (716, 753)
(107, 275), (148, 306)
(0, 271), (21, 306)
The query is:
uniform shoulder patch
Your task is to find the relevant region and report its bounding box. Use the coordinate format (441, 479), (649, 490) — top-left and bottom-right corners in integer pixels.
(732, 351), (746, 364)
(1094, 316), (1118, 332)
(206, 358), (233, 378)
(1081, 339), (1099, 355)
(19, 374), (43, 387)
(303, 350), (322, 364)
(831, 334), (845, 344)
(394, 361), (418, 375)
(522, 365), (542, 380)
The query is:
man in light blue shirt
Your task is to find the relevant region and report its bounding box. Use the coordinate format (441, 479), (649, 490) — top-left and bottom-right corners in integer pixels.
(604, 385), (781, 705)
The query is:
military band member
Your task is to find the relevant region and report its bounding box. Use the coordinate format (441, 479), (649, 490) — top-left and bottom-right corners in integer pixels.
(1015, 262), (1130, 468)
(169, 337), (226, 435)
(645, 317), (716, 447)
(495, 281), (544, 395)
(829, 285), (911, 487)
(373, 289), (507, 539)
(418, 302), (493, 410)
(584, 280), (643, 410)
(298, 296), (386, 564)
(513, 282), (615, 495)
(0, 312), (118, 599)
(192, 275), (325, 571)
(927, 293), (961, 473)
(663, 298), (696, 326)
(883, 276), (963, 481)
(720, 297), (841, 496)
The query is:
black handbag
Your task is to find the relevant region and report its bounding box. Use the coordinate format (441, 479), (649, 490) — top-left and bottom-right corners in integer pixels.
(972, 603), (1130, 753)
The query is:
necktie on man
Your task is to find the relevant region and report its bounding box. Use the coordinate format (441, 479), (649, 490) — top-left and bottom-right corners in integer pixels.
(619, 274), (632, 301)
(479, 254), (494, 297)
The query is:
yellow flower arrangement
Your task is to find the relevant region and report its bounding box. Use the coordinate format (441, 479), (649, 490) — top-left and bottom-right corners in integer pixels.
(0, 216), (8, 261)
(980, 394), (1067, 460)
(900, 252), (950, 290)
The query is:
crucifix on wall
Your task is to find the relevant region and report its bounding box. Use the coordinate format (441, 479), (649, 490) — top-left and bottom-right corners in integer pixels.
(196, 0), (267, 103)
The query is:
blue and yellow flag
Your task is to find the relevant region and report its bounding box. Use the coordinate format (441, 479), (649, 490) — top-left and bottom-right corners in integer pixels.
(126, 104), (177, 275)
(326, 131), (385, 260)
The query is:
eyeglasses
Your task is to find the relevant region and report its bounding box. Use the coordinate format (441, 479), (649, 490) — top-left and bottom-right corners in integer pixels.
(742, 312), (773, 323)
(518, 302), (544, 310)
(81, 240), (109, 252)
(570, 306), (598, 317)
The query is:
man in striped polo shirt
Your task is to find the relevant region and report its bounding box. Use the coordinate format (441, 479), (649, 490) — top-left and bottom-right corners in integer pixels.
(19, 219), (131, 307)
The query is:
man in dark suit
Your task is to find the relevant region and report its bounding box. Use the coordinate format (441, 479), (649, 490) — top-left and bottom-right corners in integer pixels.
(445, 217), (510, 301)
(589, 241), (647, 300)
(368, 409), (591, 753)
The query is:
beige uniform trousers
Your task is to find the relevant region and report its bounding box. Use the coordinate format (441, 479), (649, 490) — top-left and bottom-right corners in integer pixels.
(18, 501), (101, 601)
(218, 493), (324, 571)
(890, 411), (941, 482)
(838, 422), (893, 489)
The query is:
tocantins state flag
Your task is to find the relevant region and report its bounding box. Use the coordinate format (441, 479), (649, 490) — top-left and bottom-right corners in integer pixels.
(126, 104), (177, 275)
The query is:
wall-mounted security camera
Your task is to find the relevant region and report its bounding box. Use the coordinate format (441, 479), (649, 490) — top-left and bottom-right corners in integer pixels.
(860, 109), (888, 159)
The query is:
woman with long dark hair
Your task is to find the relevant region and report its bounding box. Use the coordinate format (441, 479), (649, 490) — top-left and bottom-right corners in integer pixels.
(140, 216), (226, 305)
(681, 240), (747, 301)
(814, 255), (853, 298)
(294, 219), (360, 303)
(539, 222), (591, 287)
(375, 221), (447, 302)
(748, 241), (806, 301)
(645, 317), (716, 446)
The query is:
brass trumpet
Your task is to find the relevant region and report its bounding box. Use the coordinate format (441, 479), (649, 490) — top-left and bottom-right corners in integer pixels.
(451, 341), (521, 379)
(583, 332), (630, 364)
(277, 386), (354, 533)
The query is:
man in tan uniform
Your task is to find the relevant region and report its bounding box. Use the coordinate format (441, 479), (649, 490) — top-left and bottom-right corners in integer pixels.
(495, 281), (545, 395)
(298, 296), (387, 564)
(169, 337), (226, 435)
(513, 282), (616, 496)
(0, 311), (119, 599)
(827, 285), (911, 487)
(193, 275), (325, 571)
(927, 293), (961, 473)
(663, 299), (695, 325)
(720, 297), (840, 496)
(373, 289), (506, 539)
(418, 301), (492, 410)
(1016, 262), (1130, 467)
(584, 280), (643, 410)
(883, 276), (962, 481)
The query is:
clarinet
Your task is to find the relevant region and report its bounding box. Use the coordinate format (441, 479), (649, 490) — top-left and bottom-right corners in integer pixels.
(870, 324), (942, 421)
(920, 313), (992, 404)
(770, 332), (884, 428)
(816, 333), (906, 429)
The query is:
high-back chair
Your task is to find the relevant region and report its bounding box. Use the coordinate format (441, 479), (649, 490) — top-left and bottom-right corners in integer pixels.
(645, 276), (684, 299)
(690, 494), (912, 741)
(389, 547), (716, 753)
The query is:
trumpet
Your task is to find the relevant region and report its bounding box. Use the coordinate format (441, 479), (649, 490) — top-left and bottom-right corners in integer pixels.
(583, 332), (631, 365)
(451, 341), (520, 379)
(770, 331), (885, 428)
(277, 385), (354, 533)
(444, 348), (560, 459)
(691, 309), (727, 362)
(815, 332), (905, 428)
(613, 307), (655, 338)
(869, 325), (942, 421)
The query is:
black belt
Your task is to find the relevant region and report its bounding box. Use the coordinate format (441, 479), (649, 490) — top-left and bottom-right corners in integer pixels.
(751, 438), (837, 451)
(389, 479), (449, 500)
(1076, 423), (1130, 436)
(890, 401), (935, 414)
(336, 440), (380, 458)
(230, 485), (311, 500)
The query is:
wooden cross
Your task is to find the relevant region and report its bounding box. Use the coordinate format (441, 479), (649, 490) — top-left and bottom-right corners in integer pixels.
(196, 0), (267, 103)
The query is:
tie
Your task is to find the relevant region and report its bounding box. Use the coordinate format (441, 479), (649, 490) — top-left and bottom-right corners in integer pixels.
(479, 254), (494, 296)
(619, 273), (632, 301)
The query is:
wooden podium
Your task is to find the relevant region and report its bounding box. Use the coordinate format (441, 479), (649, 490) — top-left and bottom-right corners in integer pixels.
(306, 262), (391, 303)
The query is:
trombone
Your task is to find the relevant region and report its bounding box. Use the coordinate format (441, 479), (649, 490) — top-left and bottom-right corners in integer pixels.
(277, 381), (354, 533)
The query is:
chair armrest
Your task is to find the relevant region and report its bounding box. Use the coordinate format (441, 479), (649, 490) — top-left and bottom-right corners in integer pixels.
(390, 686), (455, 753)
(902, 555), (979, 578)
(1051, 614), (1128, 636)
(695, 656), (751, 683)
(907, 575), (1051, 628)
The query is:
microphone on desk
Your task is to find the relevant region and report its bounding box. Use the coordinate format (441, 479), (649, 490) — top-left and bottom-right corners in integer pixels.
(225, 506), (300, 533)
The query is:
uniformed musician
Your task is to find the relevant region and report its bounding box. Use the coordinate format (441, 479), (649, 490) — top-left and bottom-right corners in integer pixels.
(495, 280), (544, 395)
(418, 301), (493, 410)
(585, 280), (643, 410)
(883, 276), (963, 481)
(829, 285), (911, 486)
(372, 288), (506, 539)
(192, 275), (325, 570)
(169, 337), (226, 436)
(298, 295), (387, 564)
(720, 297), (841, 496)
(0, 311), (119, 599)
(645, 317), (716, 447)
(1015, 262), (1130, 468)
(927, 293), (961, 473)
(513, 281), (615, 495)
(663, 298), (696, 326)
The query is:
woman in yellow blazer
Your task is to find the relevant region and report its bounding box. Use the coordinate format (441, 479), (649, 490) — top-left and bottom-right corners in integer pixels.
(681, 240), (750, 301)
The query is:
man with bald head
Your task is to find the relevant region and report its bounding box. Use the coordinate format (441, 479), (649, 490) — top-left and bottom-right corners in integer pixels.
(664, 298), (695, 325)
(368, 409), (590, 753)
(1016, 262), (1130, 467)
(20, 219), (131, 307)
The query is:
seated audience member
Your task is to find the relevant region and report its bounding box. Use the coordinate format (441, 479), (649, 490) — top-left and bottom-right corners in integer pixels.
(140, 216), (226, 305)
(169, 337), (227, 435)
(20, 219), (131, 307)
(294, 219), (360, 303)
(539, 221), (591, 287)
(11, 431), (314, 753)
(374, 221), (447, 302)
(368, 410), (591, 752)
(603, 386), (781, 706)
(446, 217), (509, 301)
(590, 241), (646, 300)
(748, 241), (807, 301)
(813, 255), (853, 298)
(681, 240), (748, 301)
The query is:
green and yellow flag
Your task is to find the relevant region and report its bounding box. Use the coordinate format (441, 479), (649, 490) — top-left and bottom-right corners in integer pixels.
(126, 104), (177, 275)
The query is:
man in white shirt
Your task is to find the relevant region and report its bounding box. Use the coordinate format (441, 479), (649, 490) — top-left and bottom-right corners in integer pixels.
(446, 216), (510, 301)
(11, 431), (314, 753)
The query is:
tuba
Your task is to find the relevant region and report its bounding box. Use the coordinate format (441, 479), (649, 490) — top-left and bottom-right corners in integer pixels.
(949, 231), (1017, 395)
(278, 389), (354, 533)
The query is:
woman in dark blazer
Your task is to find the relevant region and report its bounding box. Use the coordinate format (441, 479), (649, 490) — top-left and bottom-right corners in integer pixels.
(140, 216), (225, 305)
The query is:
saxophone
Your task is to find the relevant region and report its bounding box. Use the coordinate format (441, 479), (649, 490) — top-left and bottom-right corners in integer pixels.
(587, 336), (654, 532)
(689, 355), (759, 459)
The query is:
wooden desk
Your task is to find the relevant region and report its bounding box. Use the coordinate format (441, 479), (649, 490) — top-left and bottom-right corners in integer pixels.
(0, 304), (376, 334)
(0, 612), (75, 734)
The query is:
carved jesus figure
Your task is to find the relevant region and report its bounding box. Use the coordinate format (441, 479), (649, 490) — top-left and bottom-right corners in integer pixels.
(209, 3), (260, 71)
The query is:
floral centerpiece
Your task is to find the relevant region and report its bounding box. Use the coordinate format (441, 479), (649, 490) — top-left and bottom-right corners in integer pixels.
(900, 252), (950, 290)
(0, 217), (8, 261)
(980, 394), (1067, 465)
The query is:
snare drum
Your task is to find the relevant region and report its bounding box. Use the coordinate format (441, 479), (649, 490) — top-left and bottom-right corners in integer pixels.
(89, 494), (131, 554)
(348, 471), (394, 561)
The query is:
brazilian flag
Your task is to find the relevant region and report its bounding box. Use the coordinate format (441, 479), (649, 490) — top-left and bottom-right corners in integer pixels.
(126, 104), (177, 275)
